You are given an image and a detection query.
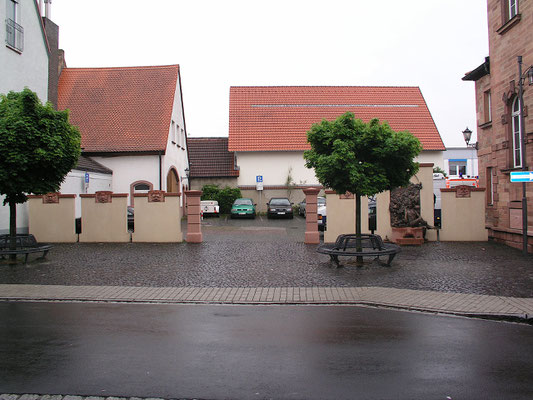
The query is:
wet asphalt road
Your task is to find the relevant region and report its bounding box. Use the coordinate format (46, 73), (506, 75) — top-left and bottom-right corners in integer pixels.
(1, 215), (532, 297)
(1, 302), (533, 400)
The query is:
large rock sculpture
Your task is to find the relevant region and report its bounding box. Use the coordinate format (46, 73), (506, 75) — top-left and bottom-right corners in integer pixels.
(389, 184), (428, 228)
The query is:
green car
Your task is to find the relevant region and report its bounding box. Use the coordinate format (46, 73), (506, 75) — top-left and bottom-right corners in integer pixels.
(230, 198), (256, 219)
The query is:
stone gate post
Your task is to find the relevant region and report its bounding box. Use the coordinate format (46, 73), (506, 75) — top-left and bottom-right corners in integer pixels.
(185, 190), (202, 243)
(303, 187), (321, 244)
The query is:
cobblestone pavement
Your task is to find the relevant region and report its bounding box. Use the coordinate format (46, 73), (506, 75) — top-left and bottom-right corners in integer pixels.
(0, 215), (532, 297)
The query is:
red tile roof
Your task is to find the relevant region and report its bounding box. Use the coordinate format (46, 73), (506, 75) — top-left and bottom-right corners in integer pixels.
(58, 65), (179, 153)
(228, 86), (445, 152)
(188, 138), (239, 178)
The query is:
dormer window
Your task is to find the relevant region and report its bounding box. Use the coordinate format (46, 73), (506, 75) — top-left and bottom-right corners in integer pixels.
(5, 0), (23, 52)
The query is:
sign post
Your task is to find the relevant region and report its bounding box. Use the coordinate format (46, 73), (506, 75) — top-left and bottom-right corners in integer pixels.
(84, 172), (90, 193)
(256, 175), (263, 212)
(510, 171), (531, 254)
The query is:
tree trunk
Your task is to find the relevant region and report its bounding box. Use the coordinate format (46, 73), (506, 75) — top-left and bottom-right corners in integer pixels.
(9, 199), (17, 263)
(355, 193), (363, 266)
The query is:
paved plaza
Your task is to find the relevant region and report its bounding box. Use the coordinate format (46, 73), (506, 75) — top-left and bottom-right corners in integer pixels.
(1, 216), (532, 321)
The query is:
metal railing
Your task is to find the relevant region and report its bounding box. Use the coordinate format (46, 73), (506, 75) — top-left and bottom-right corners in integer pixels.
(5, 18), (24, 52)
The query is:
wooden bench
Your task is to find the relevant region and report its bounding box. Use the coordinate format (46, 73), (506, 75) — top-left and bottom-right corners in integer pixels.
(317, 234), (400, 267)
(0, 234), (53, 264)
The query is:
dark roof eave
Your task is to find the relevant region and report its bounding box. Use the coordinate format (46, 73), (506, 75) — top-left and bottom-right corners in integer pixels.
(463, 57), (490, 81)
(82, 150), (166, 157)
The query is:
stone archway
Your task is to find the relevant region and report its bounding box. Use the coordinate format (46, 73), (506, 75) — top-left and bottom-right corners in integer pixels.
(130, 180), (153, 206)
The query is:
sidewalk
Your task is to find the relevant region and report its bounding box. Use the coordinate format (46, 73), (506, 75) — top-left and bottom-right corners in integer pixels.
(1, 284), (532, 321)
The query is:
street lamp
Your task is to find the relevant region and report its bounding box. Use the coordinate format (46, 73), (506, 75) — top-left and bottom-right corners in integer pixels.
(462, 127), (478, 149)
(462, 127), (477, 178)
(517, 56), (532, 255)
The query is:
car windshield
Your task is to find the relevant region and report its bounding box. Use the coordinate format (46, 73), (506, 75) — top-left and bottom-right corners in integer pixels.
(234, 199), (253, 206)
(270, 198), (290, 206)
(318, 197), (326, 205)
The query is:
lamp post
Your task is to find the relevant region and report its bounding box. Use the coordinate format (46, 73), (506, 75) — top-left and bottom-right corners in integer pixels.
(462, 127), (477, 178)
(517, 56), (533, 255)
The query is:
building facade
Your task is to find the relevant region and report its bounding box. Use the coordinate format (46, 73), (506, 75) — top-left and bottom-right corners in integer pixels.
(443, 147), (479, 178)
(58, 65), (190, 211)
(228, 86), (446, 210)
(463, 0), (532, 252)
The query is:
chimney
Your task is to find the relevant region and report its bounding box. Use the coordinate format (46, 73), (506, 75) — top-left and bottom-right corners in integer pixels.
(44, 0), (51, 20)
(39, 0), (44, 16)
(42, 14), (59, 108)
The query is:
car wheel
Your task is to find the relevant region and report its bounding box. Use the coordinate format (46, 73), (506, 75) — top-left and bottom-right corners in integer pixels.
(303, 209), (306, 218)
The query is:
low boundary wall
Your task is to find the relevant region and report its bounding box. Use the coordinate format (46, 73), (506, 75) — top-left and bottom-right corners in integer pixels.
(132, 191), (182, 242)
(27, 193), (77, 243)
(79, 192), (130, 243)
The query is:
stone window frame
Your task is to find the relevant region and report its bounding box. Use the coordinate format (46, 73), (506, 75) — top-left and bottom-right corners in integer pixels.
(130, 180), (154, 206)
(483, 89), (492, 124)
(511, 96), (522, 168)
(497, 0), (521, 35)
(486, 167), (495, 206)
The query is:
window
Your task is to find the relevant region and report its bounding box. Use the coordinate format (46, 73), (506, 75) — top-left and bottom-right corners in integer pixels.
(448, 160), (467, 176)
(487, 167), (494, 205)
(509, 0), (518, 19)
(497, 0), (520, 34)
(484, 90), (492, 123)
(512, 97), (522, 168)
(5, 0), (23, 52)
(171, 121), (176, 143)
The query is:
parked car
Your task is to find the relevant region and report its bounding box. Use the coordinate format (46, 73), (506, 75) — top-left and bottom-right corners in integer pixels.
(267, 197), (293, 219)
(368, 198), (376, 232)
(230, 198), (256, 219)
(200, 200), (220, 217)
(127, 206), (134, 231)
(317, 201), (326, 231)
(298, 196), (326, 217)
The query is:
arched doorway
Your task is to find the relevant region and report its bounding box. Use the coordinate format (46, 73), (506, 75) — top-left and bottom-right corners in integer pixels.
(166, 168), (180, 193)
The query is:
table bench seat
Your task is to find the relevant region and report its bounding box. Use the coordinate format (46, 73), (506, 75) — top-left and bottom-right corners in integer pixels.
(317, 234), (400, 267)
(0, 234), (53, 264)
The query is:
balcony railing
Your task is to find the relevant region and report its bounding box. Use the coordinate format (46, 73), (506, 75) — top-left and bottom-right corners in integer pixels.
(5, 18), (24, 52)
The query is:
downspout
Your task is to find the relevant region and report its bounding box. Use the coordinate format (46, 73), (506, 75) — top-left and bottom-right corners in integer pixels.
(159, 151), (162, 190)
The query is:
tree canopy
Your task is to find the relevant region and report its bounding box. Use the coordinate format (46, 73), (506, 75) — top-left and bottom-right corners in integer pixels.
(0, 88), (81, 205)
(304, 112), (422, 197)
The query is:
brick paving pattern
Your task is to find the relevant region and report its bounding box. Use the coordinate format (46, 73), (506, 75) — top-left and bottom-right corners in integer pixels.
(1, 284), (532, 320)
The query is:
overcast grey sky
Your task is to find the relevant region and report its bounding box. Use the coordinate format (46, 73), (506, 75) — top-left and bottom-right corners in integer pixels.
(51, 0), (489, 147)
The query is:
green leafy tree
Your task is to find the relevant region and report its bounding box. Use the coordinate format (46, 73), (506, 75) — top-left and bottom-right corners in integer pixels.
(0, 89), (81, 253)
(304, 112), (422, 262)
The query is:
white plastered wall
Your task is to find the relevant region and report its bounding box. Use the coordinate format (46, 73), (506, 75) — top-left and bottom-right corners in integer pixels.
(61, 170), (113, 218)
(162, 75), (189, 206)
(236, 150), (443, 187)
(92, 155), (159, 205)
(236, 151), (319, 187)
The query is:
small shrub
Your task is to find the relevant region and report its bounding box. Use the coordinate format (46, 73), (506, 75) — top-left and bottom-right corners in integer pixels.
(200, 184), (242, 214)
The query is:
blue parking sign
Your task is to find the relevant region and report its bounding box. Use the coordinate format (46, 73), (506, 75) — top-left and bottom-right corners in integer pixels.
(256, 175), (263, 183)
(85, 172), (90, 183)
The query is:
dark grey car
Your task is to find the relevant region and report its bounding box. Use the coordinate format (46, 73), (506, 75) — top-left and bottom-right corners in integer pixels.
(267, 198), (293, 219)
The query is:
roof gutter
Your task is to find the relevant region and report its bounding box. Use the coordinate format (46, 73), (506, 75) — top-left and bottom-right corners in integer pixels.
(159, 151), (162, 190)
